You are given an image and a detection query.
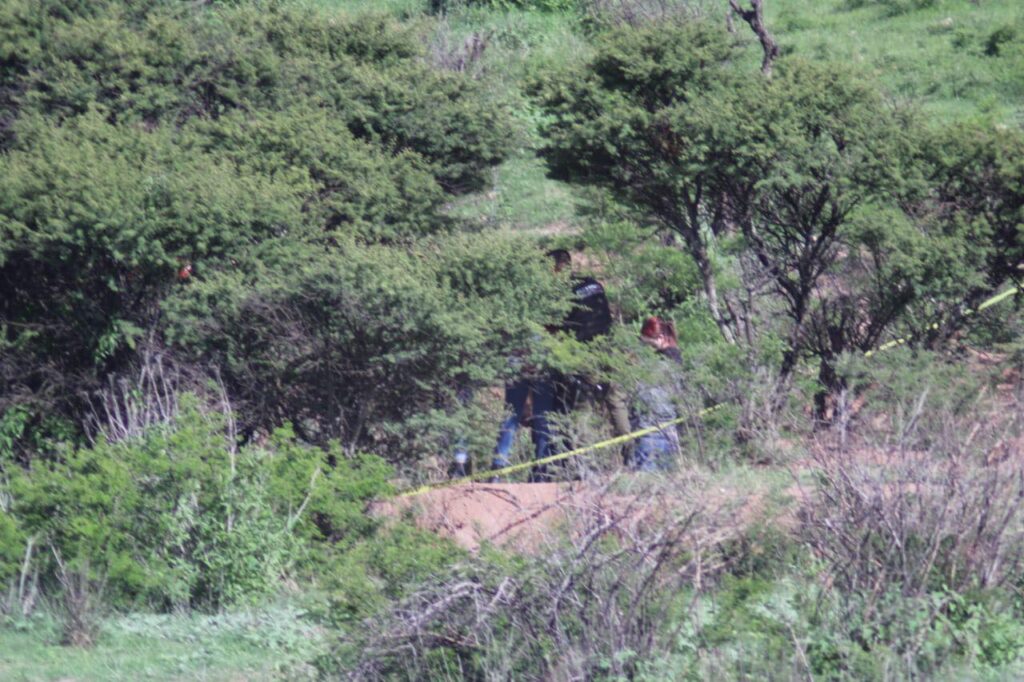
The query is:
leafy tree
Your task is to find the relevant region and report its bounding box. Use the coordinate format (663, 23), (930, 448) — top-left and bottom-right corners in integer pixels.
(532, 21), (1019, 408)
(183, 106), (447, 243)
(923, 123), (1023, 296)
(5, 3), (514, 189)
(0, 1), (515, 448)
(0, 113), (306, 418)
(532, 22), (741, 342)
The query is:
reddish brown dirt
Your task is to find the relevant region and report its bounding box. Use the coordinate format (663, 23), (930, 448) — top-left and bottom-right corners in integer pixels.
(378, 478), (797, 553)
(383, 366), (1021, 554)
(378, 482), (618, 553)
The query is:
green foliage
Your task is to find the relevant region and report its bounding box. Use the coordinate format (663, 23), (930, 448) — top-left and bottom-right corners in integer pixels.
(0, 511), (24, 591)
(183, 107), (446, 243)
(313, 522), (463, 632)
(843, 0), (936, 17)
(0, 606), (326, 680)
(162, 233), (565, 456)
(635, 572), (1024, 681)
(583, 219), (702, 318)
(922, 122), (1024, 292)
(5, 400), (392, 611)
(0, 406), (31, 466)
(532, 18), (1020, 403)
(0, 113), (306, 372)
(984, 23), (1019, 57)
(7, 2), (515, 189)
(0, 0), (514, 449)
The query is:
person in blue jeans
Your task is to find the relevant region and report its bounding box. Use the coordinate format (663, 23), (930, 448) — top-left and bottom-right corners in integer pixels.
(450, 249), (621, 481)
(491, 378), (556, 481)
(491, 249), (618, 482)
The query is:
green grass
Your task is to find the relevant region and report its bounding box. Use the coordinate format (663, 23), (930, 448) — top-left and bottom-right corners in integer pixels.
(312, 0), (423, 15)
(770, 0), (1024, 122)
(0, 607), (324, 681)
(321, 0), (1022, 233)
(322, 0), (1023, 124)
(444, 151), (581, 232)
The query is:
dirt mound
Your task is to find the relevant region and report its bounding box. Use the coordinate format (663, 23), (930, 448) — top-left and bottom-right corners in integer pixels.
(378, 478), (785, 553)
(377, 482), (601, 552)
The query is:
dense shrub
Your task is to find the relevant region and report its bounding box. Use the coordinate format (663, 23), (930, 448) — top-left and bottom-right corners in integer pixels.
(2, 399), (392, 612)
(338, 482), (744, 680)
(183, 107), (446, 243)
(161, 233), (566, 456)
(582, 220), (703, 318)
(430, 0), (578, 13)
(6, 3), (514, 190)
(0, 0), (515, 450)
(532, 20), (1021, 410)
(843, 0), (937, 16)
(0, 113), (306, 371)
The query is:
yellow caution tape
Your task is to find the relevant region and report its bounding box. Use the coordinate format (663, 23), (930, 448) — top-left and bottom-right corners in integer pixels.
(397, 284), (1020, 498)
(864, 285), (1020, 357)
(396, 404), (727, 498)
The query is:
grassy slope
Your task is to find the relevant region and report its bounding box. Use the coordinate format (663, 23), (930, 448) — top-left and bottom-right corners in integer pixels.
(770, 0), (1023, 122)
(325, 0), (1022, 232)
(0, 608), (322, 682)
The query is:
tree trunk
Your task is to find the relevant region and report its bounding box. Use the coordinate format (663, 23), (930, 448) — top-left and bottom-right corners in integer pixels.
(728, 0), (780, 77)
(681, 201), (737, 345)
(695, 240), (736, 345)
(814, 355), (846, 424)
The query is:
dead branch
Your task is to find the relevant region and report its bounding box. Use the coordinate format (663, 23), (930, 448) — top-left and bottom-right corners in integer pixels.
(728, 0), (780, 76)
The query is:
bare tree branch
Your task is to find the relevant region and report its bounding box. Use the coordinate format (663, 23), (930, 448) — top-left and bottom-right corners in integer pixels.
(728, 0), (780, 76)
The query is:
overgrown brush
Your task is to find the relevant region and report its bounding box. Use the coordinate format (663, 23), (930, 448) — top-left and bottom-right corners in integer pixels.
(800, 381), (1024, 671)
(335, 479), (751, 679)
(1, 395), (394, 622)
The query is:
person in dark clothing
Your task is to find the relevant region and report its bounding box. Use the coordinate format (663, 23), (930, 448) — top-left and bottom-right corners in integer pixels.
(629, 316), (683, 471)
(552, 249), (613, 344)
(486, 250), (582, 480)
(548, 249), (631, 443)
(506, 250), (629, 482)
(490, 373), (556, 476)
(453, 249), (627, 481)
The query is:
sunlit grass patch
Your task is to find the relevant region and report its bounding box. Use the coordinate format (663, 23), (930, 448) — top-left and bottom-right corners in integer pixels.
(0, 606), (323, 682)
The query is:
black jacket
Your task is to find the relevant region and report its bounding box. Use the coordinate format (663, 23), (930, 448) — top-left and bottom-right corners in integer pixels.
(564, 276), (612, 343)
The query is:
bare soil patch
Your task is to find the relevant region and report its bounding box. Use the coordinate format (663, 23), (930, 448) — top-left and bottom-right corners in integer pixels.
(379, 477), (795, 553)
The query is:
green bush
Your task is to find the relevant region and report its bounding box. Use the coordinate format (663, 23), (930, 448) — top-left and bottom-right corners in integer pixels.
(532, 19), (1021, 412)
(6, 3), (514, 190)
(0, 112), (306, 370)
(0, 0), (515, 449)
(312, 522), (463, 635)
(583, 220), (703, 318)
(183, 106), (446, 243)
(162, 233), (566, 458)
(843, 0), (937, 16)
(4, 399), (392, 611)
(0, 512), (25, 601)
(984, 23), (1018, 57)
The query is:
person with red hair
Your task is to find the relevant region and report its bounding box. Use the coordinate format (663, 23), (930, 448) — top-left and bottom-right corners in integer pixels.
(630, 316), (683, 470)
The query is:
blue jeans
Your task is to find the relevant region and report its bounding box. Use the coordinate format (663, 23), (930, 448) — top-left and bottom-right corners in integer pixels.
(633, 430), (678, 472)
(493, 378), (556, 469)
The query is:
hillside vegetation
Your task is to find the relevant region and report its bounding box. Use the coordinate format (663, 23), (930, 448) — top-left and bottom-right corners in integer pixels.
(1, 0), (1022, 679)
